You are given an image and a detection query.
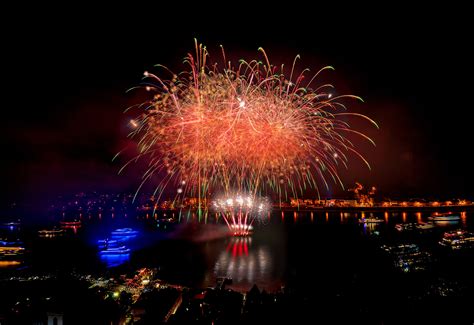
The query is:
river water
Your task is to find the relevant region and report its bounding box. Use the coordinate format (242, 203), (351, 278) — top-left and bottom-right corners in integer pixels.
(2, 210), (473, 295)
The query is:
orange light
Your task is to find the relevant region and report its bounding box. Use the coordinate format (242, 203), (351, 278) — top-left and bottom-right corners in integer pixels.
(0, 261), (21, 267)
(416, 212), (422, 223)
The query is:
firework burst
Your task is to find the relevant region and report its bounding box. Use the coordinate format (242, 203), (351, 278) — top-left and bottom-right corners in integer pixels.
(120, 40), (377, 205)
(212, 194), (270, 236)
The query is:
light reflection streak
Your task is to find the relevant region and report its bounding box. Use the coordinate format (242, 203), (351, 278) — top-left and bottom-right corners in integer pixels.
(214, 237), (271, 286)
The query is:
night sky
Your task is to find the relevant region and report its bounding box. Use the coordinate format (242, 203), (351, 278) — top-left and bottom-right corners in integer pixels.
(3, 7), (473, 211)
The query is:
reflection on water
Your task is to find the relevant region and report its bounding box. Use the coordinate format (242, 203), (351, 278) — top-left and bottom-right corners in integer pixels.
(416, 212), (422, 223)
(100, 254), (130, 268)
(213, 237), (272, 290)
(461, 212), (467, 226)
(209, 210), (472, 290)
(362, 222), (381, 236)
(433, 220), (459, 226)
(3, 210), (473, 292)
(0, 260), (22, 268)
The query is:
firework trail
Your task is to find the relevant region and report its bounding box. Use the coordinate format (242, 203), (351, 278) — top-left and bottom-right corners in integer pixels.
(119, 39), (377, 216)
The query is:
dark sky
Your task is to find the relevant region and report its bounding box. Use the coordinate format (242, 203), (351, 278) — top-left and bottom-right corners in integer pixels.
(3, 6), (474, 209)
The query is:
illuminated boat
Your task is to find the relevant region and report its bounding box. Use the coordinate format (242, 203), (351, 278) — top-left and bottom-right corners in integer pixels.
(38, 228), (65, 238)
(428, 213), (460, 222)
(97, 238), (121, 249)
(395, 223), (416, 231)
(97, 238), (119, 245)
(99, 246), (130, 255)
(60, 220), (82, 228)
(156, 217), (176, 225)
(111, 228), (139, 236)
(416, 222), (435, 230)
(0, 240), (23, 246)
(0, 246), (25, 257)
(0, 239), (25, 267)
(2, 221), (21, 230)
(3, 221), (20, 226)
(439, 230), (474, 249)
(381, 243), (431, 272)
(156, 218), (177, 231)
(358, 217), (384, 224)
(110, 228), (139, 240)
